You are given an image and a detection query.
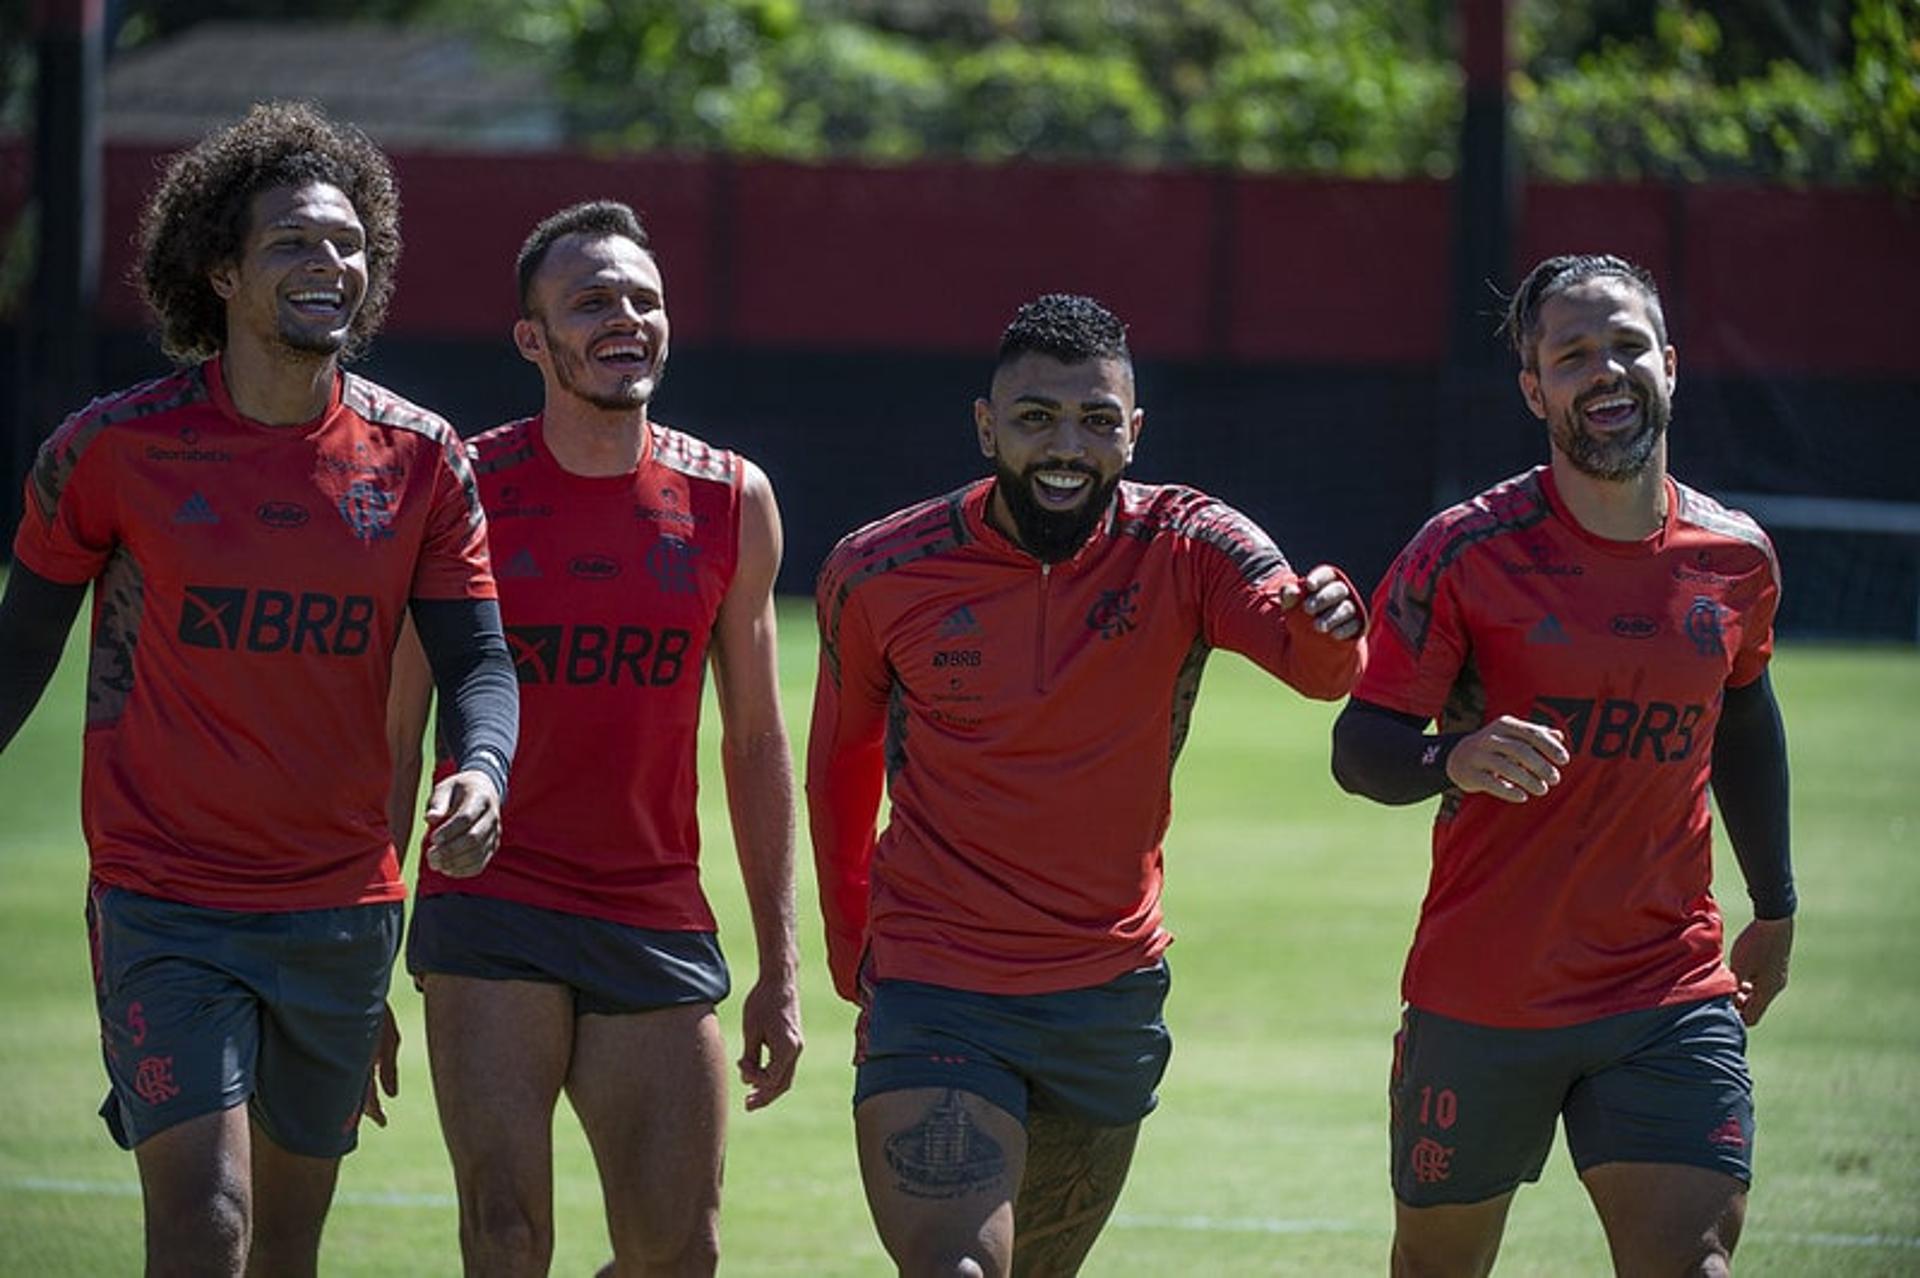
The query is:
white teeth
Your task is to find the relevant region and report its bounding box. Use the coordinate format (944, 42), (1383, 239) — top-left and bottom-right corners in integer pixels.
(596, 341), (649, 361)
(1036, 472), (1089, 490)
(288, 291), (342, 305)
(1587, 395), (1634, 412)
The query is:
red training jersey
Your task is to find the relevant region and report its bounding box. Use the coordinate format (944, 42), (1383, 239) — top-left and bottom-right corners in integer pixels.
(808, 478), (1365, 1000)
(13, 358), (494, 911)
(416, 416), (742, 930)
(1357, 466), (1780, 1028)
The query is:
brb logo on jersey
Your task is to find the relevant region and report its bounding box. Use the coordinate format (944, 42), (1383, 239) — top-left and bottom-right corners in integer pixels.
(178, 585), (375, 655)
(337, 479), (397, 541)
(1529, 695), (1705, 762)
(507, 624), (692, 686)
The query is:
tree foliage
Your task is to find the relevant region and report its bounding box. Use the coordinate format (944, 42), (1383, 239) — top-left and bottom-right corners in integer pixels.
(428, 0), (1911, 188)
(5, 0), (1914, 188)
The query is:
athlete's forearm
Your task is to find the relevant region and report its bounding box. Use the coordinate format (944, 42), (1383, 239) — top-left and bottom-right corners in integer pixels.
(1331, 697), (1463, 805)
(409, 597), (518, 800)
(0, 564), (86, 754)
(724, 725), (801, 979)
(1712, 670), (1795, 920)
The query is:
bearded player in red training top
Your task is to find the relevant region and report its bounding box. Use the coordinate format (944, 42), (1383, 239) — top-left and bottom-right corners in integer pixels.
(387, 200), (802, 1276)
(1332, 253), (1795, 1277)
(0, 103), (517, 1276)
(809, 292), (1366, 1277)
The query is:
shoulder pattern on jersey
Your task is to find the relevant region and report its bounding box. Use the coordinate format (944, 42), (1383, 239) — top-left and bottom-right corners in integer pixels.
(816, 486), (973, 684)
(342, 375), (456, 442)
(469, 419), (537, 477)
(650, 422), (735, 485)
(344, 375), (484, 530)
(1673, 481), (1781, 586)
(28, 367), (208, 524)
(1114, 483), (1291, 584)
(1383, 469), (1551, 656)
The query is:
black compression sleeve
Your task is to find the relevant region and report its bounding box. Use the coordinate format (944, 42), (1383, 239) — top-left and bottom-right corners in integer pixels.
(0, 563), (87, 753)
(408, 597), (519, 800)
(1330, 698), (1464, 806)
(1712, 670), (1795, 919)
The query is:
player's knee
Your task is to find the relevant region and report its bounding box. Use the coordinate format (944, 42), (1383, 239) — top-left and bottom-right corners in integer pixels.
(883, 1230), (1002, 1278)
(613, 1208), (720, 1277)
(459, 1186), (554, 1269)
(1390, 1232), (1498, 1278)
(146, 1179), (248, 1274)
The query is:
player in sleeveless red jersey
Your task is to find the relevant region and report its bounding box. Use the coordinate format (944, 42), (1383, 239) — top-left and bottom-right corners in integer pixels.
(387, 201), (801, 1275)
(0, 104), (517, 1277)
(808, 294), (1367, 1276)
(1333, 255), (1796, 1276)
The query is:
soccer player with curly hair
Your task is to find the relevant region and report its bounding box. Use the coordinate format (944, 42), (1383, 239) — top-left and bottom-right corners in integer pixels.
(0, 101), (518, 1276)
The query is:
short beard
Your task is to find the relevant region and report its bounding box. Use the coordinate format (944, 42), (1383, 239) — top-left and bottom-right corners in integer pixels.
(546, 320), (659, 411)
(1551, 381), (1669, 481)
(993, 460), (1120, 563)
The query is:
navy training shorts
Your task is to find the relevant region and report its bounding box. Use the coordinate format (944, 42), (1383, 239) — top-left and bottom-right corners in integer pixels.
(1390, 996), (1755, 1207)
(406, 891), (729, 1014)
(87, 881), (402, 1158)
(853, 961), (1173, 1129)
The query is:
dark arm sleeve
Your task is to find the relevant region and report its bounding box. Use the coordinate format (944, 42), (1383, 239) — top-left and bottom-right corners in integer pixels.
(408, 597), (519, 800)
(1711, 670), (1795, 919)
(1330, 697), (1465, 806)
(0, 563), (88, 753)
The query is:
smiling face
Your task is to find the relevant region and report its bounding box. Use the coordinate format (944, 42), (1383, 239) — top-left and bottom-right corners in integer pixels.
(209, 182), (367, 359)
(1519, 277), (1677, 482)
(975, 352), (1143, 562)
(515, 232), (669, 412)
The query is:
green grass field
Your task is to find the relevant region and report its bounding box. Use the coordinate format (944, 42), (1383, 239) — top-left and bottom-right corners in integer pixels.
(1, 596), (1916, 1275)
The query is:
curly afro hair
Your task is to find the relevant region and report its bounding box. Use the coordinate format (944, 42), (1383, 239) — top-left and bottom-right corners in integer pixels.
(995, 293), (1132, 373)
(136, 100), (402, 363)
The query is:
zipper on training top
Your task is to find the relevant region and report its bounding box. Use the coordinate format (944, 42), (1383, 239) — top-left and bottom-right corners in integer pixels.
(1033, 562), (1051, 694)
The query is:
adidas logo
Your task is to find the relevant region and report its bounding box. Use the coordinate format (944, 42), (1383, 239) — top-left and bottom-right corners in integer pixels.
(172, 493), (219, 525)
(1527, 614), (1570, 645)
(1707, 1115), (1746, 1149)
(499, 547), (542, 579)
(936, 605), (981, 639)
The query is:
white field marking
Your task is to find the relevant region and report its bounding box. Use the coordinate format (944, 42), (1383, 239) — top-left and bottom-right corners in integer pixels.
(6, 1179), (1917, 1250)
(1107, 1212), (1920, 1250)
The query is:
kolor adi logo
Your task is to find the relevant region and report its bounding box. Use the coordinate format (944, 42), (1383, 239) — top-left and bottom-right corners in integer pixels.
(256, 501), (310, 529)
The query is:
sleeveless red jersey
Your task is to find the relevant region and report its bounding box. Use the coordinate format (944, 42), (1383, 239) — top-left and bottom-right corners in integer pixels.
(809, 478), (1364, 999)
(1357, 466), (1780, 1028)
(415, 416), (742, 930)
(12, 358), (494, 910)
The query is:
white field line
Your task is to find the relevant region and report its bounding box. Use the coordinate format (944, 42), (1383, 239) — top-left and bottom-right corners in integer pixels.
(7, 1178), (1917, 1251)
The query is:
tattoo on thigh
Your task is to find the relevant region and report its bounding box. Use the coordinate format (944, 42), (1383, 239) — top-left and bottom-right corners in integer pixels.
(884, 1090), (1007, 1200)
(1012, 1114), (1140, 1276)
